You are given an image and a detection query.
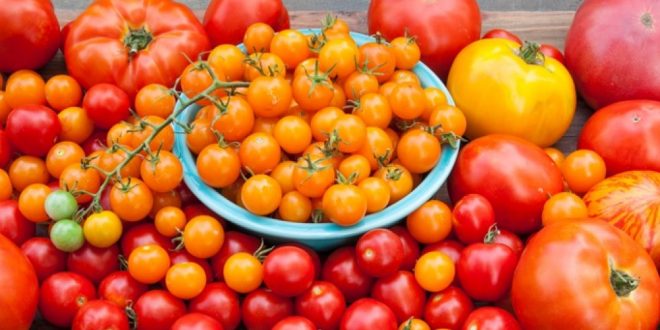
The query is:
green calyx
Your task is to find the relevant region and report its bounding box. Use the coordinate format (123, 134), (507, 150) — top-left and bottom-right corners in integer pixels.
(124, 27), (153, 57)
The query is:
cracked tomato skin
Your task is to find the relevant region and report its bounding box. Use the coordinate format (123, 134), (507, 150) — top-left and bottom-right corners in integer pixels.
(64, 0), (210, 97)
(512, 219), (660, 330)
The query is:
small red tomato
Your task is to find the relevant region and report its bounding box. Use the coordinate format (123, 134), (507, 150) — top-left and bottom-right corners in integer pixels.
(457, 241), (518, 302)
(422, 240), (465, 264)
(242, 288), (293, 330)
(322, 247), (374, 302)
(134, 290), (186, 330)
(340, 298), (398, 330)
(482, 29), (522, 44)
(21, 237), (67, 282)
(263, 246), (315, 297)
(295, 281), (346, 330)
(171, 313), (224, 330)
(491, 228), (524, 257)
(0, 200), (36, 245)
(98, 271), (148, 308)
(355, 229), (404, 277)
(72, 300), (130, 330)
(190, 282), (241, 330)
(390, 226), (420, 271)
(39, 272), (97, 328)
(424, 286), (474, 329)
(371, 270), (426, 323)
(67, 243), (120, 284)
(452, 194), (496, 244)
(273, 316), (316, 330)
(6, 104), (61, 157)
(462, 307), (522, 330)
(539, 44), (565, 64)
(82, 83), (130, 129)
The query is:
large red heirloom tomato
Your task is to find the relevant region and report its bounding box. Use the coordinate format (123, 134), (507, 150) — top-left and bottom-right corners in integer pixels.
(584, 171), (660, 269)
(0, 234), (39, 330)
(204, 0), (290, 46)
(368, 0), (481, 80)
(448, 134), (564, 234)
(512, 219), (660, 329)
(565, 0), (660, 109)
(64, 0), (210, 96)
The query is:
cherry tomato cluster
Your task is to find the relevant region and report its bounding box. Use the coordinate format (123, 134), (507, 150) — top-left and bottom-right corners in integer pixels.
(183, 19), (466, 226)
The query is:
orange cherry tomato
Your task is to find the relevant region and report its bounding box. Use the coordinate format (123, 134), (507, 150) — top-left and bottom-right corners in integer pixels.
(338, 155), (371, 184)
(208, 44), (246, 81)
(274, 116), (312, 154)
(128, 244), (170, 284)
(140, 150), (183, 193)
(131, 115), (175, 151)
(241, 175), (282, 215)
(4, 70), (46, 108)
(542, 192), (589, 226)
(155, 206), (187, 238)
(183, 215), (225, 259)
(224, 252), (263, 293)
(166, 262), (207, 300)
(358, 42), (396, 83)
(397, 129), (442, 174)
(270, 161), (296, 194)
(278, 191), (313, 223)
(406, 200), (453, 244)
(59, 164), (101, 203)
(318, 38), (359, 79)
(389, 70), (421, 86)
(343, 71), (379, 101)
(544, 147), (565, 167)
(375, 164), (413, 204)
(109, 177), (154, 222)
(58, 107), (94, 144)
(428, 105), (467, 137)
(186, 118), (215, 154)
(243, 23), (275, 54)
(180, 61), (226, 106)
(414, 251), (455, 292)
(358, 177), (391, 213)
(322, 183), (368, 226)
(357, 127), (394, 171)
(333, 114), (367, 153)
(292, 71), (334, 113)
(18, 183), (51, 222)
(135, 83), (175, 118)
(243, 52), (286, 81)
(561, 149), (607, 194)
(9, 156), (50, 191)
(239, 132), (282, 174)
(270, 29), (310, 69)
(149, 190), (182, 218)
(422, 87), (449, 120)
(310, 106), (343, 142)
(389, 83), (425, 120)
(0, 169), (12, 201)
(210, 96), (255, 142)
(44, 75), (82, 111)
(197, 143), (241, 189)
(390, 36), (421, 70)
(354, 93), (392, 129)
(46, 141), (85, 178)
(293, 154), (336, 198)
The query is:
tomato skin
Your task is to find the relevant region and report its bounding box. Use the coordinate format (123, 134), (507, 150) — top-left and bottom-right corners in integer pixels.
(120, 223), (173, 256)
(67, 243), (120, 284)
(390, 226), (420, 271)
(0, 0), (60, 72)
(39, 272), (97, 328)
(295, 281), (346, 330)
(457, 242), (518, 302)
(422, 240), (464, 265)
(72, 300), (130, 330)
(356, 229), (404, 277)
(171, 313), (224, 330)
(539, 44), (564, 64)
(21, 237), (67, 282)
(190, 282), (240, 330)
(424, 286), (474, 329)
(210, 231), (260, 281)
(482, 29), (521, 43)
(448, 135), (564, 234)
(0, 129), (12, 168)
(263, 246), (315, 297)
(169, 251), (213, 285)
(0, 200), (36, 245)
(0, 233), (39, 330)
(134, 290), (187, 330)
(452, 194), (496, 244)
(242, 288), (294, 330)
(82, 84), (130, 130)
(341, 298), (398, 330)
(6, 104), (61, 157)
(322, 247), (374, 303)
(65, 1), (210, 96)
(98, 271), (148, 308)
(491, 229), (524, 257)
(512, 219), (660, 329)
(368, 0), (481, 79)
(204, 0), (289, 46)
(462, 307), (521, 330)
(564, 0), (660, 109)
(578, 100), (660, 175)
(371, 271), (426, 323)
(273, 316), (316, 330)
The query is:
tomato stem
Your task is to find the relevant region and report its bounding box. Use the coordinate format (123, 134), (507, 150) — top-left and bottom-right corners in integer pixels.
(610, 266), (640, 297)
(124, 27), (153, 57)
(517, 41), (545, 65)
(483, 224), (500, 244)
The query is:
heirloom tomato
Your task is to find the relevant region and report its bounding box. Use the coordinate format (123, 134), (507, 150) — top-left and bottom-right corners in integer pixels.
(0, 234), (38, 330)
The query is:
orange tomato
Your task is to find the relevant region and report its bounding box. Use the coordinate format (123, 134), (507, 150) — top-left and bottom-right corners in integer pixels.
(109, 177), (153, 222)
(561, 149), (607, 194)
(18, 183), (51, 222)
(406, 200), (453, 244)
(135, 83), (175, 118)
(9, 156), (49, 191)
(44, 75), (82, 111)
(4, 70), (46, 108)
(58, 107), (94, 143)
(542, 192), (589, 226)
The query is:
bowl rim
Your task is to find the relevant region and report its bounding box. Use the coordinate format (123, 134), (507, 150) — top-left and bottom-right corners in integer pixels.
(173, 28), (459, 241)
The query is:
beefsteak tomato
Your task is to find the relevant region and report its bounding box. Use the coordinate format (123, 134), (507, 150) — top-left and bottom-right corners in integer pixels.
(64, 0), (210, 96)
(512, 219), (660, 329)
(448, 134), (564, 234)
(565, 0), (660, 109)
(578, 100), (660, 175)
(448, 39), (576, 147)
(0, 0), (60, 72)
(584, 171), (660, 269)
(0, 234), (39, 330)
(368, 0), (481, 80)
(203, 0), (290, 46)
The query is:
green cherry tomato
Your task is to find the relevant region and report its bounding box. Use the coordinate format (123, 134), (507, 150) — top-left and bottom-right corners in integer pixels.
(44, 190), (79, 220)
(49, 219), (84, 252)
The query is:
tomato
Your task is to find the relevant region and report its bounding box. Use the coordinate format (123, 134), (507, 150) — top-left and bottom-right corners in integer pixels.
(140, 151), (182, 194)
(353, 93), (391, 130)
(584, 171), (660, 268)
(45, 75), (82, 111)
(389, 37), (421, 70)
(172, 313), (223, 330)
(0, 170), (11, 201)
(223, 252), (264, 293)
(270, 29), (310, 69)
(0, 234), (38, 330)
(344, 71), (379, 101)
(204, 0), (289, 46)
(274, 116), (312, 155)
(452, 194), (496, 244)
(424, 287), (474, 329)
(356, 229), (404, 278)
(319, 38), (359, 80)
(375, 164), (413, 204)
(357, 126), (393, 171)
(264, 246), (315, 297)
(541, 192), (588, 226)
(397, 128), (441, 173)
(72, 300), (130, 330)
(244, 23), (276, 53)
(448, 39), (575, 147)
(565, 0), (660, 109)
(293, 154), (336, 198)
(448, 135), (564, 234)
(271, 316), (314, 330)
(20, 237), (66, 282)
(98, 271), (148, 308)
(462, 307), (521, 330)
(131, 115), (175, 151)
(406, 200), (452, 244)
(39, 272), (96, 328)
(278, 191), (312, 222)
(368, 0), (481, 79)
(0, 0), (60, 71)
(422, 240), (464, 264)
(134, 290), (187, 330)
(8, 156), (48, 192)
(49, 219), (85, 253)
(244, 52), (286, 81)
(135, 84), (175, 118)
(292, 71), (335, 113)
(457, 236), (517, 302)
(422, 87), (449, 120)
(166, 262), (207, 300)
(415, 251), (455, 293)
(46, 141), (85, 178)
(81, 130), (107, 155)
(109, 177), (153, 221)
(208, 44), (247, 81)
(128, 244), (170, 284)
(578, 100), (660, 175)
(341, 298), (398, 330)
(372, 271), (425, 322)
(322, 182), (368, 226)
(82, 211), (122, 248)
(358, 42), (396, 83)
(490, 229), (524, 258)
(154, 206), (187, 238)
(543, 147), (565, 167)
(0, 129), (11, 168)
(65, 1), (210, 96)
(428, 104), (467, 137)
(4, 70), (46, 108)
(169, 250), (213, 285)
(242, 288), (294, 330)
(239, 132), (282, 175)
(358, 177), (390, 214)
(398, 318), (430, 330)
(80, 84), (130, 130)
(210, 231), (260, 280)
(190, 282), (241, 330)
(561, 149), (606, 194)
(59, 163), (101, 204)
(310, 107), (342, 141)
(182, 215), (224, 259)
(295, 281), (346, 330)
(121, 223), (174, 255)
(17, 183), (50, 222)
(241, 174), (282, 215)
(322, 247), (374, 303)
(539, 44), (564, 64)
(67, 243), (120, 284)
(6, 104), (60, 157)
(388, 83), (426, 120)
(482, 29), (521, 43)
(390, 226), (420, 271)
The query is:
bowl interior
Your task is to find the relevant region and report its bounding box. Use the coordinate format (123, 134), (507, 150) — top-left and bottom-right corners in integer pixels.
(173, 29), (459, 244)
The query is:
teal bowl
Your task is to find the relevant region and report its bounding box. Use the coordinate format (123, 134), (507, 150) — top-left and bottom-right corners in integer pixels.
(173, 29), (459, 250)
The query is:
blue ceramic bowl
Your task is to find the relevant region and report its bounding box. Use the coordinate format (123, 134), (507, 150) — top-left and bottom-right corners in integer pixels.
(173, 29), (459, 250)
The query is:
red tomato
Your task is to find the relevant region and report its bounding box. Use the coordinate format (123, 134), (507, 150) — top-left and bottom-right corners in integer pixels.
(263, 246), (315, 297)
(295, 281), (346, 330)
(482, 29), (521, 44)
(457, 242), (518, 302)
(67, 243), (120, 284)
(72, 300), (130, 330)
(539, 44), (564, 64)
(190, 282), (241, 330)
(39, 272), (97, 328)
(0, 129), (12, 168)
(491, 229), (524, 257)
(281, 242), (322, 280)
(82, 84), (130, 130)
(356, 229), (404, 277)
(390, 226), (420, 271)
(203, 0), (290, 45)
(368, 0), (481, 79)
(322, 247), (374, 302)
(210, 231), (260, 281)
(422, 240), (464, 264)
(0, 0), (60, 71)
(273, 316), (316, 330)
(6, 104), (61, 157)
(64, 1), (210, 96)
(99, 271), (148, 308)
(120, 223), (173, 256)
(0, 233), (39, 330)
(424, 286), (474, 329)
(242, 288), (293, 330)
(21, 237), (67, 282)
(371, 271), (426, 322)
(462, 307), (521, 330)
(134, 290), (187, 330)
(0, 200), (35, 245)
(578, 100), (660, 175)
(448, 135), (564, 234)
(452, 194), (496, 244)
(81, 130), (107, 155)
(341, 298), (398, 330)
(565, 0), (660, 109)
(171, 313), (223, 330)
